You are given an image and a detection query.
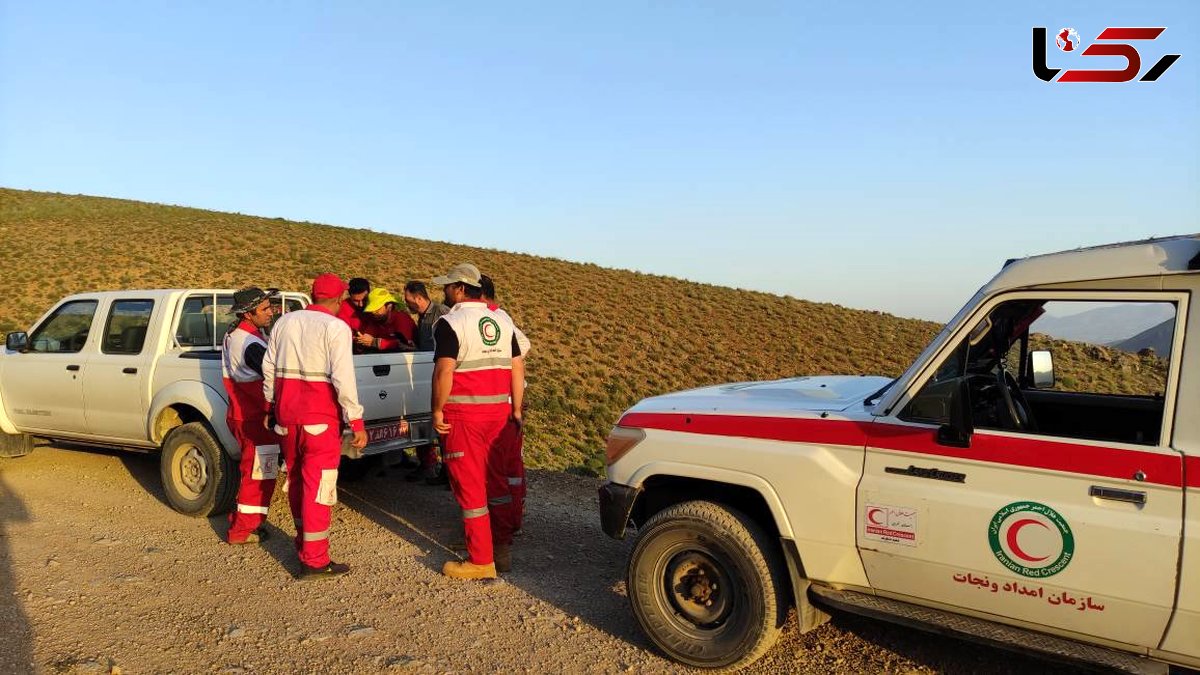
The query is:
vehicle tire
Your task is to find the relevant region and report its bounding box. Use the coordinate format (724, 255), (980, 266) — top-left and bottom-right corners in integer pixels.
(160, 422), (238, 517)
(0, 432), (34, 458)
(627, 500), (788, 670)
(338, 455), (377, 483)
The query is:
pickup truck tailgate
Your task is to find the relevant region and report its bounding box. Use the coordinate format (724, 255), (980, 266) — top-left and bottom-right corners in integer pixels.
(352, 352), (435, 452)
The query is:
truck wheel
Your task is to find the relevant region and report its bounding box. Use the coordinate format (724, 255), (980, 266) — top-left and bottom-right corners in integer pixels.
(0, 432), (34, 458)
(160, 422), (238, 517)
(627, 500), (788, 670)
(338, 455), (377, 483)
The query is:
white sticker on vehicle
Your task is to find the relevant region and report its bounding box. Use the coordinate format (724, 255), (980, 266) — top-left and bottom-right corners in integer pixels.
(864, 504), (918, 547)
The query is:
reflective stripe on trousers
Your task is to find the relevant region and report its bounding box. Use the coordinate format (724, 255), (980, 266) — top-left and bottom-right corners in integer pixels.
(462, 506), (489, 519)
(302, 529), (330, 542)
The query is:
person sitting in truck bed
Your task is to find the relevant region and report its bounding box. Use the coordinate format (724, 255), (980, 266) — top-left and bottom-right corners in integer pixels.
(337, 277), (371, 334)
(354, 288), (417, 352)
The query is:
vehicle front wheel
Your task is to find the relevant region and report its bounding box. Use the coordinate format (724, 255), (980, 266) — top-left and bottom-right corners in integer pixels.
(160, 422), (237, 517)
(627, 500), (788, 670)
(0, 432), (34, 458)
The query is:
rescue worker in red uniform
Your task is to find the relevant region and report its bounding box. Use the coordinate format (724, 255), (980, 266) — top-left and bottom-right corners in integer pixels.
(337, 277), (371, 334)
(263, 273), (371, 579)
(223, 287), (282, 545)
(354, 288), (417, 352)
(431, 263), (525, 579)
(479, 274), (531, 535)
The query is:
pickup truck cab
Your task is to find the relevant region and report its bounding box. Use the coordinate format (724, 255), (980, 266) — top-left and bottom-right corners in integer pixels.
(0, 289), (435, 516)
(601, 236), (1200, 673)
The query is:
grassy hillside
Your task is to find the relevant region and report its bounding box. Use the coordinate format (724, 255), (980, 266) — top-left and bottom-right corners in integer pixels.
(0, 189), (1165, 473)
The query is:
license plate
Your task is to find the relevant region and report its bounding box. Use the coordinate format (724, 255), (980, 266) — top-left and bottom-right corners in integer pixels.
(367, 421), (408, 444)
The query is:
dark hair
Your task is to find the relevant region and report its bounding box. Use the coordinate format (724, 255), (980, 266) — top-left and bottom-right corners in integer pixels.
(462, 283), (484, 300)
(403, 280), (429, 300)
(348, 278), (371, 295)
(479, 274), (495, 300)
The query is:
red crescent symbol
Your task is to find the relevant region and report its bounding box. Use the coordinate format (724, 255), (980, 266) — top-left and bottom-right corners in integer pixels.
(867, 507), (884, 526)
(1006, 518), (1050, 562)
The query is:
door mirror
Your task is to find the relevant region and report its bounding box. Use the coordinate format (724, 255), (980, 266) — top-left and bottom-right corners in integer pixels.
(1029, 350), (1054, 389)
(5, 332), (27, 352)
(936, 377), (973, 448)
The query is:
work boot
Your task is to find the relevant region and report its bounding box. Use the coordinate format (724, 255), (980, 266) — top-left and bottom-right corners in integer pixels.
(494, 545), (512, 573)
(442, 559), (497, 580)
(298, 561), (351, 580)
(228, 527), (270, 545)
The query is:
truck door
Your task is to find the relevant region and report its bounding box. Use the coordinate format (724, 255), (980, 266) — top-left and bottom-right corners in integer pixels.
(3, 299), (98, 435)
(83, 299), (156, 440)
(857, 293), (1184, 650)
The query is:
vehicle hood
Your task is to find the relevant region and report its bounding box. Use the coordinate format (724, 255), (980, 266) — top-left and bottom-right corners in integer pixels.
(630, 375), (892, 416)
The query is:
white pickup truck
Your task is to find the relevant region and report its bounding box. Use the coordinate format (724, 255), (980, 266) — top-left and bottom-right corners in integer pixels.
(0, 289), (434, 516)
(601, 235), (1199, 673)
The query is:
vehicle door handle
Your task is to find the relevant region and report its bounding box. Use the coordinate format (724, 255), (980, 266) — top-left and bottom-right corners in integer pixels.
(66, 364), (81, 371)
(372, 365), (391, 377)
(122, 367), (138, 374)
(1089, 485), (1146, 505)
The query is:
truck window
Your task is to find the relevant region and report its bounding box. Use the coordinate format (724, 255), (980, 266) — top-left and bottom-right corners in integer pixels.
(28, 300), (99, 353)
(177, 296), (217, 348)
(101, 300), (154, 355)
(902, 298), (1175, 446)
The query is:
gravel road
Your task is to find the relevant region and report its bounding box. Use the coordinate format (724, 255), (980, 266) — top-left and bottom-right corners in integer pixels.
(0, 444), (1087, 674)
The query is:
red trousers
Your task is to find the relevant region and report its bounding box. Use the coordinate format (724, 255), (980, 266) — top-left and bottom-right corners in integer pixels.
(278, 422), (342, 568)
(226, 418), (281, 543)
(495, 420), (526, 532)
(443, 415), (515, 565)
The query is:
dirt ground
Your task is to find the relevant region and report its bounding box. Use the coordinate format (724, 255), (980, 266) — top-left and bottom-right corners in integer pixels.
(0, 444), (1088, 674)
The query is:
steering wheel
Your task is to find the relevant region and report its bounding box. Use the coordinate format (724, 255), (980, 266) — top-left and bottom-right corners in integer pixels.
(997, 368), (1036, 431)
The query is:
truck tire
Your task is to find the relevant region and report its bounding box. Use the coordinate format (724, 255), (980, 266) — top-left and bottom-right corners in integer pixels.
(338, 455), (377, 483)
(0, 432), (34, 458)
(160, 422), (238, 517)
(627, 500), (788, 670)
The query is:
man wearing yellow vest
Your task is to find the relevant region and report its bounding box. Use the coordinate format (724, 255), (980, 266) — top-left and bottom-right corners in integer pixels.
(431, 263), (525, 579)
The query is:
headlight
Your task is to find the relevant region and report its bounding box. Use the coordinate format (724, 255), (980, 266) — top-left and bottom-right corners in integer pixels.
(604, 426), (646, 465)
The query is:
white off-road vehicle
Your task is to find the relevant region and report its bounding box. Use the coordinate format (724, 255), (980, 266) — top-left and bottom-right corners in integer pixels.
(602, 236), (1199, 673)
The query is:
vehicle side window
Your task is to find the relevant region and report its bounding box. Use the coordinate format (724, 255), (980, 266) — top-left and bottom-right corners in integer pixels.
(177, 296), (214, 347)
(28, 300), (99, 353)
(215, 294), (237, 338)
(102, 300), (154, 355)
(902, 298), (1175, 446)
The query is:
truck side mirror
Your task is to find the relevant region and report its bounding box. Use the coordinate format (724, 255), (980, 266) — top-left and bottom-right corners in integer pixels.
(5, 332), (27, 352)
(1029, 350), (1054, 389)
(936, 377), (973, 448)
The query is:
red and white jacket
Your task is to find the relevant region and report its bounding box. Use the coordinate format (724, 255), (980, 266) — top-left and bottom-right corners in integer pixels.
(440, 301), (517, 420)
(263, 305), (365, 432)
(222, 320), (268, 423)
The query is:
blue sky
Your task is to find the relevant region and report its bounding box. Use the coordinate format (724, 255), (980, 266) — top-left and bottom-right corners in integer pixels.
(1, 2), (1195, 321)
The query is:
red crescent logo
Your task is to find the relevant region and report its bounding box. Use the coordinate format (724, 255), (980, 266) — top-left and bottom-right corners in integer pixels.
(1006, 518), (1050, 562)
(867, 507), (885, 526)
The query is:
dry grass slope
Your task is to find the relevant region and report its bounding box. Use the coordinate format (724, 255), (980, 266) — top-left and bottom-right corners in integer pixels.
(0, 189), (1165, 473)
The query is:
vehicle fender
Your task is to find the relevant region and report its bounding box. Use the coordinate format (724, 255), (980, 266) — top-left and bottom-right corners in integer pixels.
(148, 380), (239, 459)
(0, 381), (19, 435)
(627, 461), (795, 539)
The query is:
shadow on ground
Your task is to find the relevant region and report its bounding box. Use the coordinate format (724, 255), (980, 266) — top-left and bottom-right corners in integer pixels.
(0, 467), (35, 674)
(339, 465), (1094, 674)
